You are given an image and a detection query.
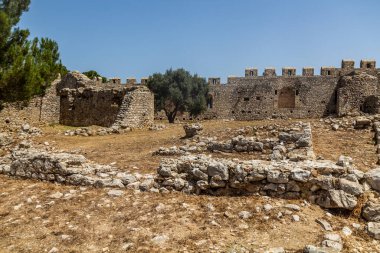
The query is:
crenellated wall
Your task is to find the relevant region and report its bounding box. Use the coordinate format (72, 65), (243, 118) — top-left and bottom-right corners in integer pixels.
(206, 59), (380, 120)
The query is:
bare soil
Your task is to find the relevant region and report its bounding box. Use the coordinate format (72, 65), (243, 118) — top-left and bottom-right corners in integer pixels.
(0, 119), (379, 252)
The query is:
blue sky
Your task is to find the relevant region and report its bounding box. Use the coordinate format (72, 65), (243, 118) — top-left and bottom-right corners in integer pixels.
(19, 0), (380, 82)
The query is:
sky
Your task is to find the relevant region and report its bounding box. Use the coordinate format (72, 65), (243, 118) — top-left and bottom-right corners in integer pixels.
(18, 0), (380, 82)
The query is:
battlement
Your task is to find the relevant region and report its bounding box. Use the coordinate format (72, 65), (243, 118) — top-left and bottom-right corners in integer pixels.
(264, 68), (276, 77)
(210, 59), (377, 82)
(320, 66), (337, 77)
(302, 67), (314, 76)
(141, 77), (148, 85)
(342, 59), (355, 69)
(361, 59), (376, 69)
(127, 78), (137, 85)
(282, 67), (296, 77)
(109, 77), (121, 85)
(245, 68), (258, 77)
(208, 77), (221, 85)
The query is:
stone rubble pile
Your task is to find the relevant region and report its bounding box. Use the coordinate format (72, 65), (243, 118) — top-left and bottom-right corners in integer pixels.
(154, 122), (315, 161)
(322, 115), (379, 131)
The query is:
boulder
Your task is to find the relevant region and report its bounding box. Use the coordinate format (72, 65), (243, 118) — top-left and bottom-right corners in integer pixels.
(207, 162), (229, 180)
(363, 201), (380, 222)
(316, 190), (357, 210)
(365, 168), (380, 192)
(367, 222), (380, 239)
(183, 123), (203, 138)
(354, 117), (371, 129)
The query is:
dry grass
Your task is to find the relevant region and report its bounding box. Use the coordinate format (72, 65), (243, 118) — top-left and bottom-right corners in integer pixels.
(1, 118), (380, 252)
(36, 119), (377, 173)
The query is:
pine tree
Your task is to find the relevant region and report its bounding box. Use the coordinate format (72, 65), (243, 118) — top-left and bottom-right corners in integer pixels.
(0, 0), (67, 106)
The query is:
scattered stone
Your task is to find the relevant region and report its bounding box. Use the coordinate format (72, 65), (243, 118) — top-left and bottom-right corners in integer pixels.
(316, 219), (333, 231)
(292, 215), (300, 222)
(49, 192), (63, 199)
(263, 204), (273, 212)
(151, 235), (169, 244)
(365, 168), (380, 192)
(362, 201), (380, 222)
(284, 204), (301, 211)
(238, 211), (253, 219)
(183, 123), (203, 138)
(321, 233), (343, 251)
(342, 226), (352, 236)
(48, 247), (59, 253)
(264, 247), (285, 253)
(367, 222), (380, 239)
(107, 189), (124, 197)
(331, 124), (339, 131)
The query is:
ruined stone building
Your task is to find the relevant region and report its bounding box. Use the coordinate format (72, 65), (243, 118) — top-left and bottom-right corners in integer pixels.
(204, 59), (380, 120)
(58, 72), (154, 128)
(1, 72), (154, 128)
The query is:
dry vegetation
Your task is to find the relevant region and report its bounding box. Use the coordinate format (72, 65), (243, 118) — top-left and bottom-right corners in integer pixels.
(1, 119), (380, 252)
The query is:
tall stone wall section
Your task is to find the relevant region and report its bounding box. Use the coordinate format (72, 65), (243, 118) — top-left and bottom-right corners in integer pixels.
(113, 86), (154, 128)
(39, 78), (61, 124)
(58, 72), (154, 128)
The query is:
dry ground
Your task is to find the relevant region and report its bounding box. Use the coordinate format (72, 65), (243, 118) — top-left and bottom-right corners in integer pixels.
(37, 119), (377, 173)
(0, 119), (379, 252)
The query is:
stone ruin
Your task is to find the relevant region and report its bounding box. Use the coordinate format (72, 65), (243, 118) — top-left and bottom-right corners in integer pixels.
(0, 71), (154, 129)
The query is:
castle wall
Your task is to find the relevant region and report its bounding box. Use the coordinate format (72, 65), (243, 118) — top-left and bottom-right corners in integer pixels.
(209, 76), (338, 120)
(206, 59), (380, 120)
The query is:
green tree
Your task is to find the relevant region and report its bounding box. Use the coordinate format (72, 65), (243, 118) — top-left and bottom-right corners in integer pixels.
(0, 0), (67, 105)
(82, 70), (107, 83)
(147, 68), (209, 123)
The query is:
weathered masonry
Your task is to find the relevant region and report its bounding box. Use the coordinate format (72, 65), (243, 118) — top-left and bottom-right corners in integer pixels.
(205, 59), (380, 120)
(0, 72), (154, 128)
(58, 72), (154, 128)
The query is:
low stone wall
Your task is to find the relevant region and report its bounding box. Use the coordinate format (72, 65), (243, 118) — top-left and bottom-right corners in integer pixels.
(156, 155), (365, 210)
(0, 149), (151, 189)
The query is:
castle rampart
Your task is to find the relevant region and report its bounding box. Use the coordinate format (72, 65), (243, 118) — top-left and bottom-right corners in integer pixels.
(205, 59), (380, 120)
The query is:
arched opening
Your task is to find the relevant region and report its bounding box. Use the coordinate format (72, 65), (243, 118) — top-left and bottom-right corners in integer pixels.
(207, 94), (213, 109)
(278, 87), (295, 108)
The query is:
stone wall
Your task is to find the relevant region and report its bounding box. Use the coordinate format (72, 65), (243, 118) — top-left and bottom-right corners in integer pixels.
(113, 86), (154, 128)
(0, 78), (61, 125)
(206, 59), (380, 121)
(59, 85), (154, 128)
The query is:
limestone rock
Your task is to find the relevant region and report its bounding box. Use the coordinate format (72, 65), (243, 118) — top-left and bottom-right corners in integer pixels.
(238, 211), (253, 219)
(367, 222), (380, 240)
(363, 201), (380, 222)
(321, 233), (343, 252)
(365, 168), (380, 192)
(107, 189), (124, 197)
(316, 219), (333, 231)
(183, 123), (203, 138)
(316, 190), (357, 210)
